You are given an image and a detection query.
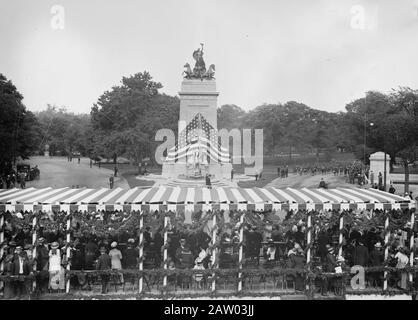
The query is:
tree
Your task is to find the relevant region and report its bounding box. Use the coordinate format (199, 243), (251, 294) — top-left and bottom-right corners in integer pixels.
(35, 105), (91, 156)
(90, 72), (179, 164)
(0, 74), (41, 174)
(217, 104), (246, 130)
(360, 88), (418, 192)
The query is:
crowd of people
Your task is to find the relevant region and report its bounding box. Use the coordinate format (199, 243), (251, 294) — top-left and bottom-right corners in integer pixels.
(0, 165), (39, 189)
(276, 161), (368, 186)
(0, 207), (417, 298)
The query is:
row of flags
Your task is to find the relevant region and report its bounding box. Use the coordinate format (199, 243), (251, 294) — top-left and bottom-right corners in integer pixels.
(165, 113), (230, 164)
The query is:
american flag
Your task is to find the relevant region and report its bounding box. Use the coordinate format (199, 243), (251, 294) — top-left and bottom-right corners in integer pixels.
(165, 113), (230, 164)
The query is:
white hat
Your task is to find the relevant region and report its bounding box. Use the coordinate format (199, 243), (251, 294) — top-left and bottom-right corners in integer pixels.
(111, 241), (117, 248)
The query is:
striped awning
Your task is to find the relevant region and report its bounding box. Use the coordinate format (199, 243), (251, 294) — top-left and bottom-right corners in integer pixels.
(0, 187), (414, 213)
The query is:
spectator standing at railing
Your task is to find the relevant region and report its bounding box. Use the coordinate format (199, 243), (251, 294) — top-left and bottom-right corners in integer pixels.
(48, 242), (64, 291)
(109, 242), (124, 284)
(369, 242), (384, 287)
(245, 226), (262, 265)
(353, 239), (369, 267)
(84, 237), (98, 271)
(97, 246), (111, 294)
(290, 247), (306, 292)
(317, 230), (331, 263)
(394, 247), (409, 289)
(123, 238), (138, 269)
(11, 246), (32, 298)
(264, 239), (279, 268)
(320, 245), (337, 296)
(2, 253), (15, 299)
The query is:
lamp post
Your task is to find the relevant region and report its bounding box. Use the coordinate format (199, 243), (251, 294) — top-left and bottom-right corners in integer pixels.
(363, 113), (374, 183)
(383, 142), (387, 192)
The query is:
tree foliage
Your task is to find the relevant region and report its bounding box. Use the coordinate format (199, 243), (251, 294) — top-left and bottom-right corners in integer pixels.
(0, 74), (41, 174)
(35, 105), (92, 156)
(90, 71), (179, 164)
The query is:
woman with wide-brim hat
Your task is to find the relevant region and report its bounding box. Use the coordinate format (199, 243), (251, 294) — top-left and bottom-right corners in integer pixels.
(48, 241), (64, 292)
(109, 241), (124, 285)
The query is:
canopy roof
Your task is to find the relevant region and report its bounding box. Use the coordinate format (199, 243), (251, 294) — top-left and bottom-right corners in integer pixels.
(0, 187), (413, 213)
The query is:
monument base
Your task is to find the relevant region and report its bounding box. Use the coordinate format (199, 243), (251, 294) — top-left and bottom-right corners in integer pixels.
(162, 161), (232, 181)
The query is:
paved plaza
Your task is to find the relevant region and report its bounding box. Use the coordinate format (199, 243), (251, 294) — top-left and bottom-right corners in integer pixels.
(25, 156), (129, 189)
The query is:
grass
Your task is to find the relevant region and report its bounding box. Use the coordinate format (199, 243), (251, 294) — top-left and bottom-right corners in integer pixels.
(95, 163), (161, 188)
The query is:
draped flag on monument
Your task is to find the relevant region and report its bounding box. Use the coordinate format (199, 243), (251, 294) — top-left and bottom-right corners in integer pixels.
(165, 113), (230, 163)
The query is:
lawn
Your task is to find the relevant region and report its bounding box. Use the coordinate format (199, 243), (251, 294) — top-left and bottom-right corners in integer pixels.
(95, 163), (161, 188)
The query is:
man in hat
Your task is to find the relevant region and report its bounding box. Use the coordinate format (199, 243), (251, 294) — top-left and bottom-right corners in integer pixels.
(324, 245), (337, 272)
(96, 246), (111, 294)
(245, 225), (262, 265)
(11, 246), (32, 298)
(109, 174), (114, 189)
(388, 185), (396, 194)
(175, 239), (194, 269)
(36, 237), (50, 293)
(320, 245), (337, 296)
(353, 239), (369, 267)
(369, 242), (384, 287)
(123, 238), (139, 269)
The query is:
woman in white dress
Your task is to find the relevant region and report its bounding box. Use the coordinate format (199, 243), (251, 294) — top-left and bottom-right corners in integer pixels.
(48, 242), (64, 291)
(109, 242), (124, 284)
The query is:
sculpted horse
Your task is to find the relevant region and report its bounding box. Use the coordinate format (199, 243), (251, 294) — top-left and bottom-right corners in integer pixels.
(183, 63), (193, 78)
(203, 64), (215, 79)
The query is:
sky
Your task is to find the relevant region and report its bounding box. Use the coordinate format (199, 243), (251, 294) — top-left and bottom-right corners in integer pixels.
(1, 0), (418, 114)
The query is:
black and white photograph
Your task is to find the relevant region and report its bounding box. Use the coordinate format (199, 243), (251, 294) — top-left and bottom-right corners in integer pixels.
(0, 0), (418, 307)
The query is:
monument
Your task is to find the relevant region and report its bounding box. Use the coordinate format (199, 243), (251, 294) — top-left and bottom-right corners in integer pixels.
(44, 144), (49, 157)
(162, 45), (232, 181)
(369, 151), (391, 187)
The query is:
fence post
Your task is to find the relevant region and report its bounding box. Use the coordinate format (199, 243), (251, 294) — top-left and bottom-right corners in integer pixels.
(238, 211), (244, 292)
(306, 210), (312, 298)
(409, 209), (415, 294)
(138, 211), (144, 294)
(163, 212), (169, 289)
(383, 212), (390, 292)
(32, 212), (37, 292)
(211, 212), (217, 293)
(65, 211), (71, 294)
(338, 211), (344, 258)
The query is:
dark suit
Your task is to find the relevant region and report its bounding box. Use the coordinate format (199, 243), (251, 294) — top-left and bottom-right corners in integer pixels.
(36, 245), (49, 292)
(353, 244), (369, 267)
(11, 256), (32, 297)
(369, 248), (384, 286)
(290, 254), (306, 291)
(97, 253), (111, 293)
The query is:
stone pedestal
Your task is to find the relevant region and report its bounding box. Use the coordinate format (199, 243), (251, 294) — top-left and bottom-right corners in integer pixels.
(178, 79), (218, 132)
(369, 151), (391, 186)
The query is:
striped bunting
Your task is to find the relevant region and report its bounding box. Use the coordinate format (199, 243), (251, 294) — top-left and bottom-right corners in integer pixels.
(0, 187), (414, 211)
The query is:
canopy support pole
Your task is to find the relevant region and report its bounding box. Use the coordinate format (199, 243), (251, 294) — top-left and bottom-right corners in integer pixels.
(383, 212), (390, 292)
(139, 211), (144, 294)
(163, 213), (169, 289)
(65, 212), (71, 293)
(32, 213), (37, 292)
(211, 213), (217, 293)
(238, 211), (244, 292)
(409, 209), (415, 292)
